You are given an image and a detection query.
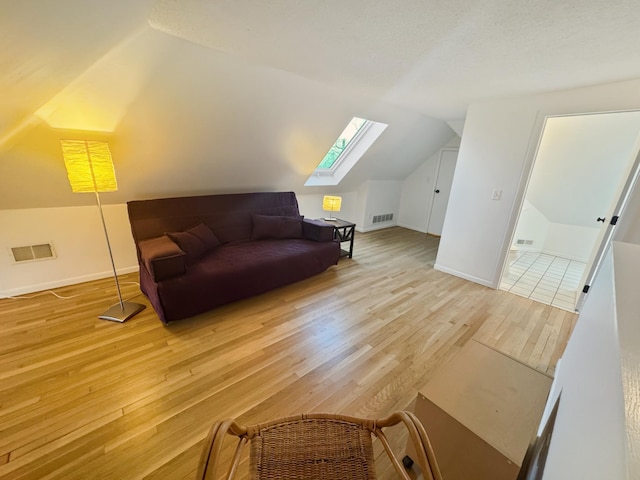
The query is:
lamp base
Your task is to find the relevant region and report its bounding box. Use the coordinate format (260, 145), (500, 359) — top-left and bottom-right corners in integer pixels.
(322, 217), (338, 221)
(99, 301), (146, 323)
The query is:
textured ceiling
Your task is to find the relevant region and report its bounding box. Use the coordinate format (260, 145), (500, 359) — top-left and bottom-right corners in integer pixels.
(149, 0), (640, 119)
(4, 0), (640, 135)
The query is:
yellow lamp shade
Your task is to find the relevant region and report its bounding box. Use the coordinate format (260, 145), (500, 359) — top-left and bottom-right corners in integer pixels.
(60, 140), (117, 193)
(322, 195), (342, 212)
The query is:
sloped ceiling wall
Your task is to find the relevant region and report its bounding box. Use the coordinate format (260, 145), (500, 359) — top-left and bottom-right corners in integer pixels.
(0, 2), (455, 210)
(526, 112), (640, 228)
(4, 1), (640, 210)
(147, 0), (640, 119)
(1, 26), (456, 209)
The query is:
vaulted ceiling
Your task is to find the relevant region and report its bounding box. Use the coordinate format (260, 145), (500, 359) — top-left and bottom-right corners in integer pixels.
(3, 1), (640, 209)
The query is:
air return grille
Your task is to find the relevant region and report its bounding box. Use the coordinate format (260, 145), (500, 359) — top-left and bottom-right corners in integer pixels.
(11, 243), (56, 263)
(372, 213), (393, 224)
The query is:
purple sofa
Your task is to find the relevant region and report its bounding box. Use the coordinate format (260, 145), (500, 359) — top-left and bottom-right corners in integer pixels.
(127, 192), (340, 323)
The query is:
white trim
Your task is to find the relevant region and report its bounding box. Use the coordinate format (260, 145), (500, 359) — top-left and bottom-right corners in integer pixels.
(305, 119), (388, 187)
(541, 248), (590, 263)
(433, 263), (496, 288)
(0, 265), (138, 298)
(357, 223), (397, 233)
(397, 221), (427, 233)
(326, 120), (373, 172)
(495, 110), (546, 287)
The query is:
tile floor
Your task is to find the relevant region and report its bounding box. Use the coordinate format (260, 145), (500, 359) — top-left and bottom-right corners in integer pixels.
(500, 251), (586, 312)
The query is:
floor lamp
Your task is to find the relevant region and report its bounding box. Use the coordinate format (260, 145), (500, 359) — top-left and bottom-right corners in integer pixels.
(60, 139), (145, 322)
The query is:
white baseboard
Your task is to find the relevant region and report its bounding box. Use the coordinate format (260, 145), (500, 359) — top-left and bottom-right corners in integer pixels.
(358, 223), (397, 233)
(433, 263), (496, 288)
(0, 265), (139, 298)
(396, 222), (427, 233)
(509, 245), (541, 253)
(541, 249), (590, 263)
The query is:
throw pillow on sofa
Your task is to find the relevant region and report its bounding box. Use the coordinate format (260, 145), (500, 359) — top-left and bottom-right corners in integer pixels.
(251, 214), (303, 240)
(167, 223), (221, 264)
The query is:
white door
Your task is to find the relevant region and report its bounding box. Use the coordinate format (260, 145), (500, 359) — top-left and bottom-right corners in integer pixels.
(577, 146), (640, 309)
(427, 149), (458, 236)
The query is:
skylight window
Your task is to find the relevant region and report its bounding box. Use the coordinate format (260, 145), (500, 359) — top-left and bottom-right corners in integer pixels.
(305, 116), (387, 186)
(316, 117), (368, 170)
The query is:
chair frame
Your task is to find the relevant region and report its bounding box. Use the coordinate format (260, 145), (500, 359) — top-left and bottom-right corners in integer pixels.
(196, 411), (442, 480)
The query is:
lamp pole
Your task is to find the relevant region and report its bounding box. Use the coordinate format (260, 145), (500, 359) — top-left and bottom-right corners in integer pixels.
(94, 190), (124, 309)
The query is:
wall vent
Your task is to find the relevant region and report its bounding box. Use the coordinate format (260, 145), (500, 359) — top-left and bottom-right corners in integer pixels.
(11, 243), (56, 263)
(516, 239), (534, 246)
(372, 213), (394, 224)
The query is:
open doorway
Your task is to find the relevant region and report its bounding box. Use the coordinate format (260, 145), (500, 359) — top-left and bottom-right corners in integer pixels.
(500, 111), (640, 311)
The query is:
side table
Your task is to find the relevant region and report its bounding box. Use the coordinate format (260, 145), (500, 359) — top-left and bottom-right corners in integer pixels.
(320, 219), (355, 258)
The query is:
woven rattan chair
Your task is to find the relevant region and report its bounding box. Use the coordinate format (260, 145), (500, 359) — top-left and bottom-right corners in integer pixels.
(196, 411), (442, 480)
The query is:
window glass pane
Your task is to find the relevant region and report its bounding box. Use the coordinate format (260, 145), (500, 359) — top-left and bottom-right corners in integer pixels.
(316, 117), (367, 169)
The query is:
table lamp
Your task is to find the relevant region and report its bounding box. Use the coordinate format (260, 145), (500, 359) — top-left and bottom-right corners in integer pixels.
(322, 195), (342, 221)
(60, 139), (145, 322)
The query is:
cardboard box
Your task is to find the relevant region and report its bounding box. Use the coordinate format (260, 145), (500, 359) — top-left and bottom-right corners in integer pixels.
(409, 340), (552, 480)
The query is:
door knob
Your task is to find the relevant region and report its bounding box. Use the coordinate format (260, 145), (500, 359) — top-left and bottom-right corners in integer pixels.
(435, 189), (440, 193)
(597, 217), (606, 223)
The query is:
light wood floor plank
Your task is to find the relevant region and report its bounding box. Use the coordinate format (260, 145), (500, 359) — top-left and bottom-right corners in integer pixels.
(0, 227), (576, 479)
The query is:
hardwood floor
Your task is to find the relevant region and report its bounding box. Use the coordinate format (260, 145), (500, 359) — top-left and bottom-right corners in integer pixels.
(0, 227), (577, 479)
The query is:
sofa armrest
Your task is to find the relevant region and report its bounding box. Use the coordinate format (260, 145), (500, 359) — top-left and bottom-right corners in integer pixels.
(302, 218), (336, 242)
(138, 235), (186, 282)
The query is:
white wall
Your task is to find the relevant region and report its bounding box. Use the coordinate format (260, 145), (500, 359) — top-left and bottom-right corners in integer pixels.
(398, 149), (440, 232)
(614, 164), (640, 244)
(1, 26), (455, 212)
(357, 180), (402, 232)
(511, 199), (549, 252)
(612, 243), (640, 477)
(527, 113), (640, 227)
(296, 192), (358, 222)
(398, 137), (461, 233)
(511, 200), (600, 262)
(543, 223), (601, 262)
(0, 187), (383, 296)
(540, 245), (627, 480)
(0, 204), (138, 297)
(436, 78), (640, 287)
(1, 196), (356, 296)
(535, 241), (640, 479)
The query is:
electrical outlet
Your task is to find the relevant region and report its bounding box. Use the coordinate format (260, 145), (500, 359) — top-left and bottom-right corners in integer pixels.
(491, 189), (503, 201)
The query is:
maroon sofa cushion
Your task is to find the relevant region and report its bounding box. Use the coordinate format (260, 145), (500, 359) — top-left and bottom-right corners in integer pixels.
(251, 214), (303, 240)
(156, 239), (339, 322)
(302, 219), (336, 242)
(167, 223), (221, 264)
(137, 235), (186, 281)
(127, 192), (302, 244)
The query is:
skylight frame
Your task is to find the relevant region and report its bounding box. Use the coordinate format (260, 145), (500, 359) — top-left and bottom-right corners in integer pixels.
(315, 117), (371, 174)
(305, 117), (388, 187)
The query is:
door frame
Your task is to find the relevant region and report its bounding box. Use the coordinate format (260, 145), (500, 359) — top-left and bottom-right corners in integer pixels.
(498, 110), (640, 310)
